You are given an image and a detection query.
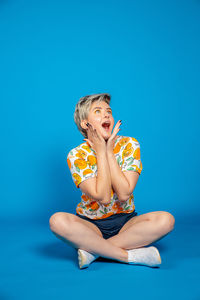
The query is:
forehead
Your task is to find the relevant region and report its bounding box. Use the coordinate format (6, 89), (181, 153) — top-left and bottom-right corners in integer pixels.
(90, 100), (111, 110)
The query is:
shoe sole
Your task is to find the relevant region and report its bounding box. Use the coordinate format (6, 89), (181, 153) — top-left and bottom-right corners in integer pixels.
(78, 249), (89, 269)
(128, 246), (162, 267)
(153, 246), (162, 263)
(148, 246), (162, 266)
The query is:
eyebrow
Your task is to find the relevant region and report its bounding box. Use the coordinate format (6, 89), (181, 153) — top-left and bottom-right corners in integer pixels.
(92, 107), (112, 111)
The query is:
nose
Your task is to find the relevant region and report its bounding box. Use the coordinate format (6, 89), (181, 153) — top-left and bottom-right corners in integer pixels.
(104, 111), (110, 117)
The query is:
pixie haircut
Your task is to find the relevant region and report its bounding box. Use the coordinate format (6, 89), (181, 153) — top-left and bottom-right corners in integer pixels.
(74, 93), (111, 138)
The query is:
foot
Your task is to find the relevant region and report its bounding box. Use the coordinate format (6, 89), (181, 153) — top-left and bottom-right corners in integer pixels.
(78, 249), (99, 269)
(127, 246), (162, 267)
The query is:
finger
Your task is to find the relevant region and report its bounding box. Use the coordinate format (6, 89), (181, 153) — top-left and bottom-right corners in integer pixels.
(112, 122), (121, 136)
(86, 127), (94, 143)
(87, 123), (95, 136)
(109, 128), (121, 143)
(87, 124), (100, 139)
(93, 127), (101, 138)
(116, 120), (122, 129)
(88, 123), (95, 128)
(94, 129), (99, 138)
(113, 128), (121, 139)
(92, 127), (99, 139)
(112, 120), (121, 133)
(83, 139), (93, 148)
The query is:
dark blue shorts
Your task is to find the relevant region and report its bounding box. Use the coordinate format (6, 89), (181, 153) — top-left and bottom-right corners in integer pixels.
(75, 210), (138, 239)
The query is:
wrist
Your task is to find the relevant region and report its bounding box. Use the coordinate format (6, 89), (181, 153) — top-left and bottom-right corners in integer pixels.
(106, 149), (114, 156)
(96, 148), (107, 156)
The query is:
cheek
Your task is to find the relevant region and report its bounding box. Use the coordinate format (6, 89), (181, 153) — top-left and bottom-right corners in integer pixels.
(96, 117), (101, 122)
(89, 118), (101, 129)
(92, 117), (101, 126)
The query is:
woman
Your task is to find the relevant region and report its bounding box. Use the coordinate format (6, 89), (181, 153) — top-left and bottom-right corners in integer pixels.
(49, 93), (175, 269)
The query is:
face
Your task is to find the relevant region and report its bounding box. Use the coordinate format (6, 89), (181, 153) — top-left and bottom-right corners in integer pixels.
(82, 101), (115, 141)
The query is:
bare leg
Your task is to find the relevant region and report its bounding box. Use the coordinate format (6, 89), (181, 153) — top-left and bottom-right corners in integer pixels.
(106, 211), (175, 249)
(49, 212), (128, 263)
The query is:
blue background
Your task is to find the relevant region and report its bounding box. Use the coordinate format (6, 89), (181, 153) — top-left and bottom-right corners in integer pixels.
(1, 0), (200, 299)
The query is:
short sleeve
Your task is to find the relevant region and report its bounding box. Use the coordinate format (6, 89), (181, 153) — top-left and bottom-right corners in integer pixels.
(121, 137), (143, 175)
(67, 148), (97, 188)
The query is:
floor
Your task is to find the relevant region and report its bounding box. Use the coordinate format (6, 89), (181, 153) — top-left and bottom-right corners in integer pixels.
(1, 218), (199, 300)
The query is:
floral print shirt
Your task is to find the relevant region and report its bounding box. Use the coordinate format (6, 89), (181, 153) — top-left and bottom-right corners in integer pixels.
(67, 135), (143, 220)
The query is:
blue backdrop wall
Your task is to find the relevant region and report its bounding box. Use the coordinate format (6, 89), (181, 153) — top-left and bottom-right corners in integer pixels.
(1, 0), (199, 225)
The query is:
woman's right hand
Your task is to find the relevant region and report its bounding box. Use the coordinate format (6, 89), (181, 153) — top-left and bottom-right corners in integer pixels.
(83, 122), (106, 154)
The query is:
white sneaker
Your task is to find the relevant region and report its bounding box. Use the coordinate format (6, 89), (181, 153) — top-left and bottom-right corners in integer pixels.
(127, 246), (162, 267)
(78, 249), (99, 269)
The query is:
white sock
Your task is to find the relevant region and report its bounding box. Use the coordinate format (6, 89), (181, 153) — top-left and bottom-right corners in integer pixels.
(127, 246), (162, 267)
(78, 249), (99, 269)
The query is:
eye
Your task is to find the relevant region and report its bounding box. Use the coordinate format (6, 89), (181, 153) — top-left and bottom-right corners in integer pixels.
(107, 111), (112, 114)
(94, 109), (101, 113)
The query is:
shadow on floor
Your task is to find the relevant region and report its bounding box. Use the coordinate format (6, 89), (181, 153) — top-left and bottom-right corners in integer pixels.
(33, 241), (77, 261)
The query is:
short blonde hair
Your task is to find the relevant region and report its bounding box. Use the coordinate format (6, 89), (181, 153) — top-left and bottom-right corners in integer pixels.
(74, 93), (111, 138)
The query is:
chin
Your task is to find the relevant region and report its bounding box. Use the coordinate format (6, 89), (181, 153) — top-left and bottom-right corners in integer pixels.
(102, 133), (111, 141)
(100, 127), (112, 140)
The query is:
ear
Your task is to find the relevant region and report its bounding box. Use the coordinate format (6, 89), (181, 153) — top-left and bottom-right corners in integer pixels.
(80, 119), (88, 130)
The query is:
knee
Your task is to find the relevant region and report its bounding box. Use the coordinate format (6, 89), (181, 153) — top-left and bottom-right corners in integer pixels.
(157, 212), (175, 232)
(49, 212), (76, 232)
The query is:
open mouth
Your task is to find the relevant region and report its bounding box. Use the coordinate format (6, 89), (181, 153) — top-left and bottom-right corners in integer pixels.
(101, 121), (110, 131)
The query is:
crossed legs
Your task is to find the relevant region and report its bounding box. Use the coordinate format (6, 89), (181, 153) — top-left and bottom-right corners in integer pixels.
(49, 211), (175, 263)
(107, 211), (175, 249)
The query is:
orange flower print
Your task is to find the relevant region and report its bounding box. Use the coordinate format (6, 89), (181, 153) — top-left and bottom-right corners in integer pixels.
(100, 212), (114, 219)
(77, 207), (84, 214)
(125, 143), (132, 151)
(85, 203), (91, 209)
(68, 136), (141, 219)
(74, 158), (87, 170)
(90, 201), (100, 211)
(129, 194), (134, 205)
(81, 194), (91, 202)
(82, 145), (92, 153)
(103, 202), (111, 207)
(87, 155), (97, 167)
(113, 137), (130, 154)
(111, 188), (114, 198)
(85, 201), (99, 210)
(112, 202), (118, 210)
(113, 143), (121, 154)
(67, 158), (71, 169)
(131, 165), (142, 174)
(75, 149), (87, 159)
(122, 144), (134, 160)
(131, 137), (138, 143)
(72, 173), (82, 186)
(112, 201), (124, 213)
(83, 169), (93, 176)
(133, 147), (140, 160)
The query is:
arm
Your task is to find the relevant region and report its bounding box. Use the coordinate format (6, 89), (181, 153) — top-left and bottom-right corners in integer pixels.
(106, 121), (141, 201)
(80, 123), (112, 205)
(95, 149), (112, 204)
(79, 150), (112, 205)
(107, 151), (139, 201)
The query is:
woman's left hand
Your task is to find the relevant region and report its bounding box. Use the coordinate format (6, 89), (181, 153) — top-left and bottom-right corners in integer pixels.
(106, 120), (122, 153)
